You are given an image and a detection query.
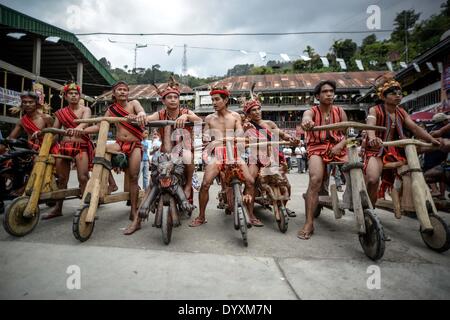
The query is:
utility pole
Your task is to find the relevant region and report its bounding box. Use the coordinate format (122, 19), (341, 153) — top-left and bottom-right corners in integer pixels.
(182, 44), (188, 83)
(404, 14), (409, 64)
(134, 44), (147, 73)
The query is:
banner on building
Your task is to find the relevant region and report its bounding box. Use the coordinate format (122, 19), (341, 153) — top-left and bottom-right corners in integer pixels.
(0, 87), (21, 107)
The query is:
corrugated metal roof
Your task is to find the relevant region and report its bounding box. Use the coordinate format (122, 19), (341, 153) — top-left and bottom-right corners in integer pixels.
(0, 4), (115, 86)
(97, 83), (194, 101)
(194, 71), (391, 92)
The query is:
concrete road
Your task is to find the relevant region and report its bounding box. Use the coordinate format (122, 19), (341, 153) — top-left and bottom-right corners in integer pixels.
(1, 171), (450, 300)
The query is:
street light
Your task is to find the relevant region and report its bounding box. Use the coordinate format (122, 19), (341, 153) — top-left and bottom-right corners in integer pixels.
(7, 32), (26, 39)
(45, 36), (61, 43)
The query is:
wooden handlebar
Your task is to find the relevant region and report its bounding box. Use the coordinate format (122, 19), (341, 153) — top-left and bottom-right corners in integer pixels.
(41, 128), (67, 135)
(310, 121), (386, 132)
(74, 117), (200, 127)
(382, 139), (433, 148)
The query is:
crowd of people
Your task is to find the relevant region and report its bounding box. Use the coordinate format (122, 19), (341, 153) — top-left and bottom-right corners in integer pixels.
(1, 74), (449, 241)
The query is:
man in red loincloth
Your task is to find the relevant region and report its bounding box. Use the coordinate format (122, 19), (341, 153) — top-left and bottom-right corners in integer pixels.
(299, 80), (348, 240)
(44, 82), (94, 220)
(85, 81), (147, 235)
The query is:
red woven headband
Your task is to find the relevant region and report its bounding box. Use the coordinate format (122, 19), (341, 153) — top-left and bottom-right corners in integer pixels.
(210, 89), (230, 97)
(112, 81), (129, 91)
(244, 100), (261, 114)
(63, 83), (81, 94)
(161, 87), (180, 98)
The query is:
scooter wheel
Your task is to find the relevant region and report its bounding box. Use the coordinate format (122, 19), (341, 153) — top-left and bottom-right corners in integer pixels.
(237, 206), (248, 247)
(358, 209), (386, 261)
(161, 205), (173, 245)
(73, 205), (95, 242)
(277, 204), (289, 233)
(3, 196), (40, 237)
(420, 214), (450, 253)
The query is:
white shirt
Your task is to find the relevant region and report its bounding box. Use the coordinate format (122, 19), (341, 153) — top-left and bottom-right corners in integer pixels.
(283, 147), (292, 158)
(295, 146), (306, 158)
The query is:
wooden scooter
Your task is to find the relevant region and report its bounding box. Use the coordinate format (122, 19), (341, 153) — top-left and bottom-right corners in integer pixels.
(3, 128), (80, 237)
(303, 121), (388, 261)
(253, 141), (292, 233)
(375, 139), (450, 253)
(70, 117), (147, 242)
(71, 117), (190, 242)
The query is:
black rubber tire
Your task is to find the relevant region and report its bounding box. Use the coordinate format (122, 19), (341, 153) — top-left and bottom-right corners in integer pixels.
(3, 196), (39, 237)
(237, 206), (248, 247)
(420, 214), (450, 253)
(162, 205), (172, 245)
(277, 204), (289, 233)
(73, 205), (95, 242)
(358, 209), (386, 261)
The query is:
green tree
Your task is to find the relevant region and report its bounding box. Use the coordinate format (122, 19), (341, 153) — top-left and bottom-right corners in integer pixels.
(226, 64), (254, 77)
(391, 9), (421, 43)
(412, 1), (450, 55)
(99, 57), (111, 70)
(331, 39), (357, 61)
(250, 66), (274, 75)
(292, 59), (308, 72)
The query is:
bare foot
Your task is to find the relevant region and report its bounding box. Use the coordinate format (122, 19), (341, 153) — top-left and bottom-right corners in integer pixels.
(42, 209), (63, 220)
(189, 216), (207, 227)
(297, 224), (314, 240)
(123, 220), (141, 235)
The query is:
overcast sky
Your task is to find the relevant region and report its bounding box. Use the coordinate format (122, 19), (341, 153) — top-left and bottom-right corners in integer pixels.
(0, 0), (445, 78)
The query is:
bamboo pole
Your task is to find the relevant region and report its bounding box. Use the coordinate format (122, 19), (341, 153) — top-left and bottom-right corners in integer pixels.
(86, 120), (110, 223)
(23, 133), (55, 217)
(405, 145), (433, 231)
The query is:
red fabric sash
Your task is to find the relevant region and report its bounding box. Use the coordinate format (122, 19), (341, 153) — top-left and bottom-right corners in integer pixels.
(21, 114), (59, 154)
(21, 114), (40, 136)
(55, 107), (94, 168)
(109, 103), (144, 140)
(246, 121), (277, 167)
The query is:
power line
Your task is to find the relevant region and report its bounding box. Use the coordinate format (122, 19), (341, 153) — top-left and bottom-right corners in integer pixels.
(91, 38), (310, 59)
(75, 30), (394, 37)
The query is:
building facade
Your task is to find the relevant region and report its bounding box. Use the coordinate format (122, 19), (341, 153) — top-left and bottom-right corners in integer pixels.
(193, 72), (387, 135)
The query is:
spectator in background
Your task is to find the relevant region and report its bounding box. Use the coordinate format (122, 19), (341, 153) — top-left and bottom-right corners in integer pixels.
(283, 146), (292, 172)
(423, 113), (450, 199)
(149, 130), (161, 164)
(295, 141), (307, 173)
(140, 130), (150, 189)
(442, 88), (450, 111)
